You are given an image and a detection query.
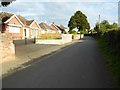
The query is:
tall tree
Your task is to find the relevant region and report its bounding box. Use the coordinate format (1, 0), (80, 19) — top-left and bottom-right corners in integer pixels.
(68, 10), (90, 33)
(68, 15), (76, 31)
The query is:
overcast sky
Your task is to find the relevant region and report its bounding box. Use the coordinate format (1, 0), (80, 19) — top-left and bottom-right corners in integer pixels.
(1, 0), (119, 28)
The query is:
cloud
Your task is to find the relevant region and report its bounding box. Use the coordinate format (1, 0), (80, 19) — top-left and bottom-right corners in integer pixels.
(15, 0), (119, 2)
(1, 1), (118, 28)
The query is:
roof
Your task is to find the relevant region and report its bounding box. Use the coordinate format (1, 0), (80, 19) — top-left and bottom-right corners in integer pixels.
(50, 22), (60, 31)
(17, 15), (28, 25)
(56, 25), (67, 33)
(0, 12), (13, 22)
(0, 12), (35, 26)
(18, 16), (35, 26)
(59, 25), (67, 30)
(39, 22), (52, 30)
(26, 20), (34, 26)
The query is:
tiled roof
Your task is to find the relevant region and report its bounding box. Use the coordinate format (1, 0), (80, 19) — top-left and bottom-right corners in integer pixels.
(50, 22), (60, 31)
(0, 12), (35, 26)
(57, 25), (67, 32)
(0, 12), (13, 22)
(39, 22), (52, 30)
(26, 20), (34, 26)
(18, 16), (34, 26)
(59, 25), (67, 30)
(17, 15), (28, 25)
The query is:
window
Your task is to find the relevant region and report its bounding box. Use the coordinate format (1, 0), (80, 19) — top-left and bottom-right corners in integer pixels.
(9, 26), (20, 33)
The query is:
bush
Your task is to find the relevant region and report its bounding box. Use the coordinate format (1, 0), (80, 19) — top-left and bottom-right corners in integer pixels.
(80, 30), (85, 34)
(69, 30), (77, 35)
(102, 30), (120, 56)
(116, 30), (120, 55)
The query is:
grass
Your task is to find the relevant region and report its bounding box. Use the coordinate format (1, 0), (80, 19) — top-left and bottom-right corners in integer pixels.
(97, 37), (120, 88)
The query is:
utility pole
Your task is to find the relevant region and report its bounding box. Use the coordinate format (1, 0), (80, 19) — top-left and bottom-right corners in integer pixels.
(118, 1), (120, 28)
(98, 14), (100, 30)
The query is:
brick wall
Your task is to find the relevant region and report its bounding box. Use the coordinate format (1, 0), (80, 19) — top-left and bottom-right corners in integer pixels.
(36, 34), (73, 45)
(61, 34), (73, 44)
(0, 33), (15, 63)
(41, 33), (61, 39)
(73, 34), (80, 40)
(2, 24), (23, 40)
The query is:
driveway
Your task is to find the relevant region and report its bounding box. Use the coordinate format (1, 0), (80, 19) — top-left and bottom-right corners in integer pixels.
(2, 36), (117, 88)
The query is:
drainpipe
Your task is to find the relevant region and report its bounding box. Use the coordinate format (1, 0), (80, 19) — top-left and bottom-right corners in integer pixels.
(24, 28), (27, 45)
(34, 36), (36, 44)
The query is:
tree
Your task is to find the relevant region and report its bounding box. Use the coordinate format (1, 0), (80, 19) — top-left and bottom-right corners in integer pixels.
(68, 10), (90, 33)
(94, 20), (118, 36)
(112, 22), (118, 29)
(68, 16), (76, 31)
(100, 20), (112, 29)
(1, 0), (16, 7)
(94, 22), (99, 33)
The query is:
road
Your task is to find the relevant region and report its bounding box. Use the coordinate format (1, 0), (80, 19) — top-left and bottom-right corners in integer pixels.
(2, 36), (116, 88)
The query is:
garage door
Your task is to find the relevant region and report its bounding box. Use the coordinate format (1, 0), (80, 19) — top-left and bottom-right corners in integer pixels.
(9, 26), (20, 33)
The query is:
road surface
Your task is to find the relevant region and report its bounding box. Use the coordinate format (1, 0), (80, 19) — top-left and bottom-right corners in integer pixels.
(2, 36), (116, 88)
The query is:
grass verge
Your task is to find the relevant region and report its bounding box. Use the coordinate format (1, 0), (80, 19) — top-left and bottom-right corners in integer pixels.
(96, 37), (120, 88)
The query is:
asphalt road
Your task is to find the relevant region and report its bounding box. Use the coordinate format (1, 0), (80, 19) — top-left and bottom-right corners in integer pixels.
(2, 36), (116, 88)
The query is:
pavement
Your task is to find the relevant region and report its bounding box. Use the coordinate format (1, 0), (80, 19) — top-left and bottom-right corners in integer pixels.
(2, 36), (117, 88)
(2, 39), (80, 77)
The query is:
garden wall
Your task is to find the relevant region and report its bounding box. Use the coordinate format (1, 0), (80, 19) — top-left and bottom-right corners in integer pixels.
(0, 33), (15, 63)
(36, 34), (73, 45)
(73, 34), (80, 40)
(40, 33), (61, 39)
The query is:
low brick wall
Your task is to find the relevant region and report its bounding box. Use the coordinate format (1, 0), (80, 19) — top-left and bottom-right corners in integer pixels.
(40, 33), (61, 39)
(36, 39), (62, 45)
(61, 34), (73, 44)
(80, 34), (84, 39)
(73, 34), (80, 40)
(0, 33), (15, 63)
(36, 34), (73, 45)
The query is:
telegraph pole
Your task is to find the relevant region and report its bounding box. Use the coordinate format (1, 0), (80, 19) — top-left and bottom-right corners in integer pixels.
(98, 14), (100, 30)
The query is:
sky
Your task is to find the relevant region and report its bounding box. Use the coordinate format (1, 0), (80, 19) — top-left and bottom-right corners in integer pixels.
(0, 0), (119, 29)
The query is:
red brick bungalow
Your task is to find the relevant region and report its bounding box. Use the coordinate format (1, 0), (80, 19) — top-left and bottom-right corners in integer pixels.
(57, 25), (68, 34)
(50, 22), (62, 34)
(18, 15), (41, 38)
(0, 12), (25, 40)
(39, 22), (56, 34)
(0, 12), (41, 40)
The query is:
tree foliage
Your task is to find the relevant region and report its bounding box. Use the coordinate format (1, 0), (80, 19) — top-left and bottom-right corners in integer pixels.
(68, 10), (90, 33)
(94, 20), (118, 34)
(1, 0), (16, 7)
(68, 16), (77, 31)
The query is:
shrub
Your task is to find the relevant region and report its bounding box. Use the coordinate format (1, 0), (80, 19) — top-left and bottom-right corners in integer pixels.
(69, 30), (77, 35)
(102, 30), (120, 56)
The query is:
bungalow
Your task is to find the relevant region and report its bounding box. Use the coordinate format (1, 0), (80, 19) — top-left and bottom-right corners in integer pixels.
(0, 12), (25, 40)
(57, 25), (68, 34)
(50, 22), (61, 34)
(39, 22), (56, 34)
(17, 15), (41, 38)
(0, 12), (41, 40)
